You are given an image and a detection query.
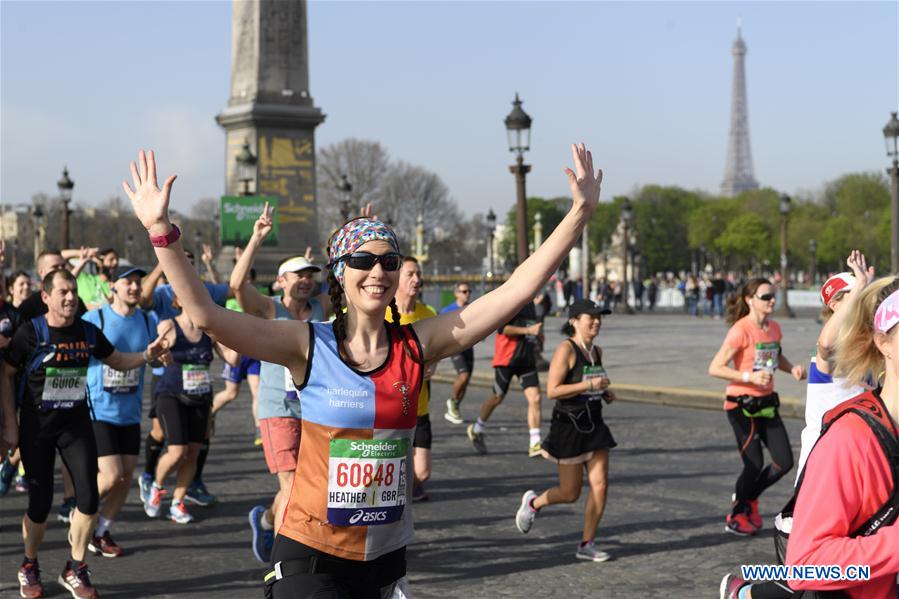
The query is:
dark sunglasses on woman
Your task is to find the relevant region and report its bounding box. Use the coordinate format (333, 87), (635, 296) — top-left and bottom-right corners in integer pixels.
(332, 251), (403, 271)
(755, 293), (776, 301)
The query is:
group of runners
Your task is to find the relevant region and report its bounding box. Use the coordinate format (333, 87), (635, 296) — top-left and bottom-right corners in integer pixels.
(0, 143), (896, 599)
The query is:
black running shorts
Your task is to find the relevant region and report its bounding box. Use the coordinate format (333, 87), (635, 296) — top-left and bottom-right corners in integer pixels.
(493, 364), (539, 397)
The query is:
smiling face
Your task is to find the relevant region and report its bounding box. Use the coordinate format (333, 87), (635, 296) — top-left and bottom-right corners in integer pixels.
(278, 269), (317, 303)
(454, 283), (471, 306)
(571, 312), (602, 339)
(341, 240), (400, 314)
(11, 274), (32, 304)
(112, 274), (142, 308)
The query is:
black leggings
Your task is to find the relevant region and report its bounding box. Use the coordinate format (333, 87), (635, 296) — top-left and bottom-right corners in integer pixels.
(19, 406), (99, 523)
(726, 407), (793, 505)
(268, 535), (405, 599)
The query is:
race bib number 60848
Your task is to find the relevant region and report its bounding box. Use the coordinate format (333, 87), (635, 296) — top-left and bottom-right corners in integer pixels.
(327, 438), (408, 527)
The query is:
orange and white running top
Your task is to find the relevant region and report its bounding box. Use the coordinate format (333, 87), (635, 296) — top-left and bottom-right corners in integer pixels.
(279, 321), (423, 561)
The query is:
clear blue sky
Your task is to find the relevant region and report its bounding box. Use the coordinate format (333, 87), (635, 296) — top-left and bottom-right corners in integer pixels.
(2, 1), (897, 221)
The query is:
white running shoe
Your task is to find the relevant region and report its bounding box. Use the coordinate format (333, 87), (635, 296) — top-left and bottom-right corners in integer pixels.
(575, 541), (610, 562)
(144, 484), (165, 518)
(169, 500), (194, 524)
(444, 399), (464, 425)
(515, 490), (538, 533)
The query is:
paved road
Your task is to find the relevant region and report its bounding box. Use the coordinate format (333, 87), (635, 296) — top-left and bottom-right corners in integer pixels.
(1, 379), (803, 598)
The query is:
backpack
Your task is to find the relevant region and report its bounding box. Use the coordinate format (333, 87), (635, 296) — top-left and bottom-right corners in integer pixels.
(773, 392), (899, 598)
(15, 315), (97, 409)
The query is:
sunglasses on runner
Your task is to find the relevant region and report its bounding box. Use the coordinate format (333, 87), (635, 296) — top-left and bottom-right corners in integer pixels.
(457, 289), (471, 294)
(755, 293), (776, 302)
(335, 251), (403, 271)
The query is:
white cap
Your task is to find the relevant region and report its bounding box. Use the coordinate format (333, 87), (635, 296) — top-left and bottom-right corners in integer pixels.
(277, 256), (321, 277)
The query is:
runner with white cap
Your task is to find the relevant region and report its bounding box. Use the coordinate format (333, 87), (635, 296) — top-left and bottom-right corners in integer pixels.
(229, 204), (332, 563)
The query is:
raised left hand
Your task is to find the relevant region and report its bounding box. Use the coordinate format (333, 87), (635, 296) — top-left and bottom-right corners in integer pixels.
(202, 244), (214, 264)
(121, 150), (177, 237)
(563, 143), (603, 214)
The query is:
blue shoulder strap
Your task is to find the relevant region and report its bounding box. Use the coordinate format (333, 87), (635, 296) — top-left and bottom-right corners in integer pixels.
(16, 316), (53, 407)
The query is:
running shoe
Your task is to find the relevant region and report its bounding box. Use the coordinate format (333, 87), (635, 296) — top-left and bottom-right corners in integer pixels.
(0, 458), (14, 495)
(575, 541), (611, 562)
(17, 559), (44, 599)
(58, 561), (98, 599)
(412, 483), (430, 502)
(57, 496), (77, 524)
(15, 474), (28, 493)
(724, 511), (755, 536)
(138, 472), (153, 506)
(515, 490), (538, 533)
(747, 498), (762, 530)
(719, 573), (748, 599)
(169, 499), (194, 524)
(254, 427), (263, 447)
(144, 484), (166, 518)
(467, 424), (487, 454)
(528, 442), (542, 458)
(88, 531), (124, 558)
(184, 480), (217, 506)
(444, 399), (464, 425)
(248, 505), (273, 563)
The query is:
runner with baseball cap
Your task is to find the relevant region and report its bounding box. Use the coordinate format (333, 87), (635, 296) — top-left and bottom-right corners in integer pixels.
(515, 299), (616, 562)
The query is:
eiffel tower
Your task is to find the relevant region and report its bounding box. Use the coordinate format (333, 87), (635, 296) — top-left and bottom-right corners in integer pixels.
(721, 20), (759, 197)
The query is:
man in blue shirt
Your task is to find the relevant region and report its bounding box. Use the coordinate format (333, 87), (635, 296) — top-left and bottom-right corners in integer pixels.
(82, 266), (159, 558)
(441, 282), (474, 425)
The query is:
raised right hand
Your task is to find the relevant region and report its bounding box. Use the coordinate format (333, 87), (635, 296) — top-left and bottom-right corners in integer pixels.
(846, 250), (874, 288)
(253, 202), (274, 240)
(121, 150), (177, 236)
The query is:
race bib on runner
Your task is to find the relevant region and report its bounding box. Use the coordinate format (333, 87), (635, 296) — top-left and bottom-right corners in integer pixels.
(583, 364), (607, 399)
(327, 438), (408, 526)
(102, 365), (140, 395)
(42, 367), (87, 409)
(753, 342), (780, 374)
(182, 364), (211, 395)
(284, 366), (298, 401)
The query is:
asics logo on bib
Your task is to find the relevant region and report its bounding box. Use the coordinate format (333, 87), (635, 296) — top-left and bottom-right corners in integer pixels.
(349, 509), (388, 524)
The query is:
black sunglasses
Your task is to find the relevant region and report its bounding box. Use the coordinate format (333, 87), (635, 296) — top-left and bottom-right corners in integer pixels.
(336, 251), (403, 271)
(755, 293), (776, 301)
(457, 289), (471, 294)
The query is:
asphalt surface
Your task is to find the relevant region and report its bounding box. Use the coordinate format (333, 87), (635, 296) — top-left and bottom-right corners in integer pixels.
(1, 378), (803, 598)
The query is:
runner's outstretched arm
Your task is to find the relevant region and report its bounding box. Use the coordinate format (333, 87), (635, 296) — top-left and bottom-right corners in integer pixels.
(229, 203), (275, 319)
(122, 150), (309, 374)
(140, 262), (165, 310)
(0, 362), (18, 454)
(413, 144), (601, 362)
(816, 250), (874, 374)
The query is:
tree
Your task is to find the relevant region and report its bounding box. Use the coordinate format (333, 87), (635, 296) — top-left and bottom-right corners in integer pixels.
(379, 161), (459, 248)
(316, 139), (391, 232)
(716, 213), (774, 269)
(630, 185), (702, 274)
(191, 197), (220, 222)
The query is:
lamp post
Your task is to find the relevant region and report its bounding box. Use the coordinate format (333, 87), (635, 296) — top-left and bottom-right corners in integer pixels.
(32, 204), (45, 260)
(125, 234), (134, 264)
(616, 200), (634, 314)
(601, 241), (609, 278)
(808, 238), (817, 285)
(337, 174), (353, 221)
(504, 93), (532, 265)
(778, 193), (795, 318)
(235, 138), (257, 196)
(533, 211), (543, 250)
(486, 209), (496, 277)
(883, 112), (899, 272)
(57, 167), (74, 248)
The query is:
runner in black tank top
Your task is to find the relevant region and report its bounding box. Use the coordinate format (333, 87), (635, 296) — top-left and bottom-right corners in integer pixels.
(514, 299), (616, 562)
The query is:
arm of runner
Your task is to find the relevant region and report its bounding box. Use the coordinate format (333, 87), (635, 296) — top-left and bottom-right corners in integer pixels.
(413, 144), (601, 362)
(708, 342), (770, 386)
(778, 354), (806, 380)
(229, 204), (276, 319)
(0, 361), (18, 454)
(816, 250), (874, 374)
(102, 335), (171, 372)
(140, 262), (165, 310)
(545, 343), (591, 400)
(69, 247), (93, 279)
(214, 341), (240, 368)
(201, 244), (220, 284)
(501, 323), (542, 337)
(122, 150), (309, 373)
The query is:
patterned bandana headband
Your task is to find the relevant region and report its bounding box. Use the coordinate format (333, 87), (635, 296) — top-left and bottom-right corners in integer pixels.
(327, 218), (400, 287)
(874, 288), (899, 333)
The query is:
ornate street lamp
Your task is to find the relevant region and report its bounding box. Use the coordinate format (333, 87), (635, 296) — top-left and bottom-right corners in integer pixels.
(883, 112), (899, 272)
(32, 204), (46, 260)
(235, 138), (257, 196)
(337, 174), (353, 221)
(616, 200), (635, 314)
(504, 93), (532, 266)
(808, 238), (817, 285)
(57, 167), (74, 248)
(778, 193), (795, 318)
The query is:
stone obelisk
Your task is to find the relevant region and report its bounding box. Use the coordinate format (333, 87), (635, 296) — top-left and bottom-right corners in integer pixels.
(216, 0), (325, 252)
(721, 19), (759, 197)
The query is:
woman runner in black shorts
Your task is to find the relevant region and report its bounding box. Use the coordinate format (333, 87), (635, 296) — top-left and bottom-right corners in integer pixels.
(514, 298), (616, 562)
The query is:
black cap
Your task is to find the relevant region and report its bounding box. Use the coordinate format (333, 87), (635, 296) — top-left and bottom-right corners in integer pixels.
(567, 298), (611, 319)
(111, 266), (147, 281)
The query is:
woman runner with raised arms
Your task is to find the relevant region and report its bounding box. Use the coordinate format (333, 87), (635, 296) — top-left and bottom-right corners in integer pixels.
(121, 144), (602, 599)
